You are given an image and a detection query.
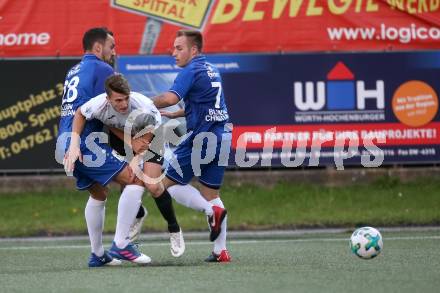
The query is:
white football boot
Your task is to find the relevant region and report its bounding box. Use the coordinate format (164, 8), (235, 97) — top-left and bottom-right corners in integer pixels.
(170, 229), (185, 257)
(129, 205), (148, 243)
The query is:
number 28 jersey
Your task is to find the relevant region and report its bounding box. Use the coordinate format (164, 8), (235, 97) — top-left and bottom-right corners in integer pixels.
(57, 54), (114, 149)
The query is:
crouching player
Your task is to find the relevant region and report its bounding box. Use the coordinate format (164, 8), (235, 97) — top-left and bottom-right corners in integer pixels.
(72, 74), (185, 257)
(81, 74), (227, 260)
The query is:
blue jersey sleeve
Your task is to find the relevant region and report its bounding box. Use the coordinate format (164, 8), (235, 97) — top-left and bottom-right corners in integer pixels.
(169, 67), (194, 100)
(93, 63), (114, 96)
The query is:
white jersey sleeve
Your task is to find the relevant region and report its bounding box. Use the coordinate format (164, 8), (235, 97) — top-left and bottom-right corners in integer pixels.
(80, 93), (108, 120)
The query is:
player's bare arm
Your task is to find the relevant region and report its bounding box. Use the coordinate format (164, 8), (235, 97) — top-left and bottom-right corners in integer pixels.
(153, 91), (179, 109)
(64, 109), (87, 173)
(160, 108), (185, 119)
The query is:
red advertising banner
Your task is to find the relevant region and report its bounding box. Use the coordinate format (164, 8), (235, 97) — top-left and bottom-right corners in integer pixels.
(0, 0), (439, 57)
(232, 122), (440, 149)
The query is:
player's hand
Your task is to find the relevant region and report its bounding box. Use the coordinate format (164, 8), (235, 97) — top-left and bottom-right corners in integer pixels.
(131, 137), (150, 154)
(63, 146), (82, 175)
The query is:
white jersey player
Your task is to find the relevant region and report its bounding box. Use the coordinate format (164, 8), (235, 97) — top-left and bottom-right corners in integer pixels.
(76, 74), (186, 258)
(78, 74), (223, 260)
(81, 91), (161, 137)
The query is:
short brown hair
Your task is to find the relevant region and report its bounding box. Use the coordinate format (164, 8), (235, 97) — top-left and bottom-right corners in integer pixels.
(176, 30), (203, 52)
(105, 74), (130, 96)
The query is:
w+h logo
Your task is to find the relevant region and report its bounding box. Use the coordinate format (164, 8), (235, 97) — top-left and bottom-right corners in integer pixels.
(294, 62), (385, 111)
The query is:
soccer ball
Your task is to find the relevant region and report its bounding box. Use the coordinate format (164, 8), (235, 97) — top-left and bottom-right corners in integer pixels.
(349, 227), (383, 259)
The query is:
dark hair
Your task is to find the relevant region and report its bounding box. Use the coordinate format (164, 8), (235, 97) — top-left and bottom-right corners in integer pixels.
(176, 30), (203, 52)
(105, 74), (130, 96)
(82, 27), (113, 51)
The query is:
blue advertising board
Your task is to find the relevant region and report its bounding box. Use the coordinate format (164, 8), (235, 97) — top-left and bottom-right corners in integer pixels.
(118, 51), (440, 168)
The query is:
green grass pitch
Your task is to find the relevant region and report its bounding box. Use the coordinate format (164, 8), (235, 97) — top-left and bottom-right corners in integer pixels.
(0, 230), (439, 293)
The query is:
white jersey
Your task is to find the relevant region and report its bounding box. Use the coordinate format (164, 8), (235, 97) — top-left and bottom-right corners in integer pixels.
(80, 91), (161, 136)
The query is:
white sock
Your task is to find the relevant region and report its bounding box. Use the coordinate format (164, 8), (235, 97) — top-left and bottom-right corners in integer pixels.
(168, 184), (214, 216)
(114, 185), (144, 248)
(210, 198), (227, 254)
(85, 196), (106, 257)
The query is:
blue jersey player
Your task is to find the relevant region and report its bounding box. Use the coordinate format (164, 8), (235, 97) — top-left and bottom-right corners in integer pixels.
(56, 27), (150, 267)
(153, 30), (231, 262)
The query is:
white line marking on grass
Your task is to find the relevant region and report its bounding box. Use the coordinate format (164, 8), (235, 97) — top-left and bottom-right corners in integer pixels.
(0, 235), (438, 251)
(2, 227), (439, 243)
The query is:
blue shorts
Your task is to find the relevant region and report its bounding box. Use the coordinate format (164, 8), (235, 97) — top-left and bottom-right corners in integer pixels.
(73, 143), (127, 190)
(165, 136), (230, 189)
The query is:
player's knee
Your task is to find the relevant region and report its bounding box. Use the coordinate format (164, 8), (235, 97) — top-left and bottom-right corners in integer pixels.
(200, 185), (220, 201)
(88, 185), (108, 201)
(145, 183), (163, 197)
(132, 177), (144, 186)
(90, 193), (107, 201)
(202, 193), (218, 201)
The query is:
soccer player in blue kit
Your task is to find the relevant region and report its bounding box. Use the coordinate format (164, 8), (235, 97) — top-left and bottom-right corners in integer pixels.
(153, 30), (232, 262)
(57, 27), (151, 267)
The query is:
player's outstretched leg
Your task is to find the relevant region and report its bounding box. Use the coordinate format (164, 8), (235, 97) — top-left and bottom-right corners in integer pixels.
(166, 184), (226, 241)
(167, 184), (215, 216)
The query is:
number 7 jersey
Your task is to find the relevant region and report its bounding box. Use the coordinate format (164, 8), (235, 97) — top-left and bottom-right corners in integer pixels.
(57, 54), (114, 149)
(169, 55), (230, 140)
